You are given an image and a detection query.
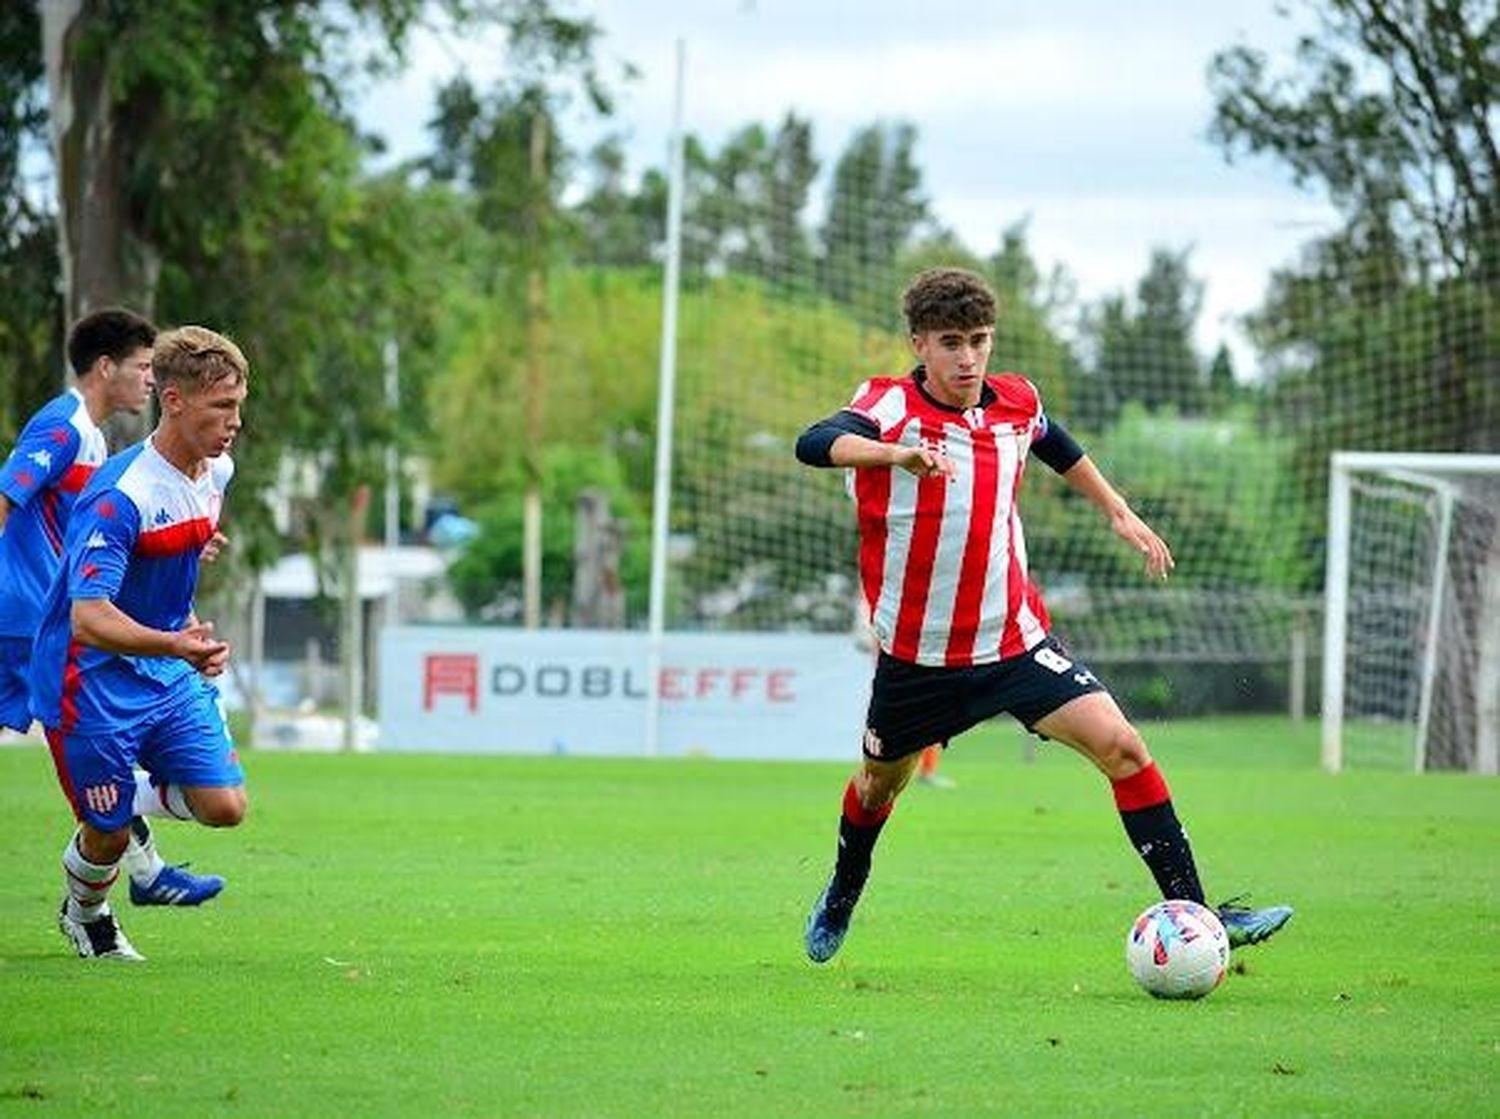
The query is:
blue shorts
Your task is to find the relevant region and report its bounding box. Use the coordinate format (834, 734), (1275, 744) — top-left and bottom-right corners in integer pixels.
(0, 636), (32, 732)
(47, 675), (243, 832)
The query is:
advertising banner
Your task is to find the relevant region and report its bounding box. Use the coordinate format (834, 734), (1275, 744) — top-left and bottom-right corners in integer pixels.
(378, 627), (871, 759)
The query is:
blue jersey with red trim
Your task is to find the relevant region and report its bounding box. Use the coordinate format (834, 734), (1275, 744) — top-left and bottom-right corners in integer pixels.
(29, 440), (234, 732)
(0, 390), (108, 637)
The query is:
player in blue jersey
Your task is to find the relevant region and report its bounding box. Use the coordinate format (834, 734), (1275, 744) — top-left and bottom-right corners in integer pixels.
(1, 309), (223, 909)
(33, 324), (250, 960)
(0, 309), (155, 726)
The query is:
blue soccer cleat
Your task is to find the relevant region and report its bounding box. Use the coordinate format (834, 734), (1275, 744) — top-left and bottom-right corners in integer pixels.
(1216, 895), (1294, 947)
(804, 875), (863, 963)
(129, 863), (226, 907)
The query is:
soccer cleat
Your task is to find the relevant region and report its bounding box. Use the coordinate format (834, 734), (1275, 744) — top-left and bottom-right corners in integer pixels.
(804, 875), (864, 963)
(1216, 895), (1294, 947)
(129, 863), (225, 907)
(58, 901), (145, 961)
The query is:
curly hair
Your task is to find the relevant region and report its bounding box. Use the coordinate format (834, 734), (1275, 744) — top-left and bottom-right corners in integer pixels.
(901, 267), (997, 334)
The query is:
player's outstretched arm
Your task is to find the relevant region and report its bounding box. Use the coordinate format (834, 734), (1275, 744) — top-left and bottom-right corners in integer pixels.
(829, 434), (956, 479)
(71, 599), (231, 674)
(1058, 456), (1174, 580)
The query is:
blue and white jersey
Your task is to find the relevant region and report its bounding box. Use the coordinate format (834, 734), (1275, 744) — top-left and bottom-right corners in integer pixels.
(30, 440), (234, 733)
(0, 389), (107, 637)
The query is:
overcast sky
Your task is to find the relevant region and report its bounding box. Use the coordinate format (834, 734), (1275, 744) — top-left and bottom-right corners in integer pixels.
(356, 0), (1341, 370)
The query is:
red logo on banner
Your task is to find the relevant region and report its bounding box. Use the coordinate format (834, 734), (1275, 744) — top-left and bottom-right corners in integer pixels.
(424, 654), (479, 712)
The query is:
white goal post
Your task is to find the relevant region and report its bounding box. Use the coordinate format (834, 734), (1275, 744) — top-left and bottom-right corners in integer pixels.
(1321, 452), (1500, 774)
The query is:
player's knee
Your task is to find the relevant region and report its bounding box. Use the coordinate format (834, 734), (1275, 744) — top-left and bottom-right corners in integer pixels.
(190, 788), (247, 828)
(1096, 725), (1151, 778)
(854, 758), (914, 810)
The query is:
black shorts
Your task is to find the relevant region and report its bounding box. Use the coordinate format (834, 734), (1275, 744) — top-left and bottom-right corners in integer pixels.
(862, 635), (1107, 761)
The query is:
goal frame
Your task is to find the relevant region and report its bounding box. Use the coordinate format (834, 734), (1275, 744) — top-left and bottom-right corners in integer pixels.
(1321, 451), (1500, 774)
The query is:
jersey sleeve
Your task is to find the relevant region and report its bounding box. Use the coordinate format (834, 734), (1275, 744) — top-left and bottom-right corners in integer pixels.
(0, 414), (80, 508)
(845, 378), (910, 436)
(65, 490), (140, 602)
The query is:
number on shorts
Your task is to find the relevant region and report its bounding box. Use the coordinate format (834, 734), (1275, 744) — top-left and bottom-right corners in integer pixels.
(1034, 646), (1073, 674)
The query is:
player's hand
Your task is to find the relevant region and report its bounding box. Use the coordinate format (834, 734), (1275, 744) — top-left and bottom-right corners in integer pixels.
(1111, 507), (1174, 580)
(892, 443), (956, 479)
(201, 531), (229, 563)
(175, 620), (231, 676)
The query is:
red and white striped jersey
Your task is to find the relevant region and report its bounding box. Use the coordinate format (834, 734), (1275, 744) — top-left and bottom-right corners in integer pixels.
(845, 372), (1052, 666)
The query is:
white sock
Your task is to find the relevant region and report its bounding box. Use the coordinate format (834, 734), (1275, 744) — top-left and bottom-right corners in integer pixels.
(131, 770), (193, 821)
(63, 831), (119, 922)
(120, 819), (166, 886)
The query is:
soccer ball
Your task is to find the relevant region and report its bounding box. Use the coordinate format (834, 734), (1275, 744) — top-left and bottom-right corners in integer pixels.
(1125, 899), (1230, 1000)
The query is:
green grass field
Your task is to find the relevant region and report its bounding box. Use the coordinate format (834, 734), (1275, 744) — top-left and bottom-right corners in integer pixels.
(1, 716), (1496, 1117)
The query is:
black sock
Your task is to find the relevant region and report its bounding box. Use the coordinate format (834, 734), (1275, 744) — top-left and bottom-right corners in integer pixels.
(1112, 763), (1205, 905)
(833, 780), (893, 891)
(1119, 801), (1205, 904)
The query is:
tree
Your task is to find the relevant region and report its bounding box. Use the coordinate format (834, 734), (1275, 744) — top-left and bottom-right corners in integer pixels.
(669, 114), (820, 290)
(569, 136), (666, 268)
(1210, 0), (1498, 288)
(1206, 343), (1238, 412)
(40, 1), (435, 446)
(819, 122), (930, 327)
(0, 2), (57, 443)
(1209, 0), (1498, 461)
(1081, 248), (1206, 424)
(1209, 0), (1499, 768)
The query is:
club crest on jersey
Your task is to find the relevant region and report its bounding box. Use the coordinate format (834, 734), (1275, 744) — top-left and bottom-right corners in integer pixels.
(82, 783), (120, 816)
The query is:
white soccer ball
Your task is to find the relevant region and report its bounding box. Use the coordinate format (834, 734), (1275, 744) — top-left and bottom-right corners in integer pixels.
(1124, 899), (1230, 1000)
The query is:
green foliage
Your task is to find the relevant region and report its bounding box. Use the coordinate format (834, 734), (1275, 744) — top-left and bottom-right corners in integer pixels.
(426, 267), (662, 507)
(1089, 402), (1313, 591)
(1209, 0), (1498, 286)
(0, 2), (59, 441)
(819, 121), (930, 327)
(36, 0), (614, 581)
(446, 443), (650, 622)
(1209, 0), (1499, 458)
(1076, 247), (1207, 428)
(569, 136), (667, 267)
(667, 275), (910, 628)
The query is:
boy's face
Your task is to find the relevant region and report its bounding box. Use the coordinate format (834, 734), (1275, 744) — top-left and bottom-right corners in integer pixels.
(103, 345), (156, 415)
(161, 376), (247, 460)
(911, 325), (993, 408)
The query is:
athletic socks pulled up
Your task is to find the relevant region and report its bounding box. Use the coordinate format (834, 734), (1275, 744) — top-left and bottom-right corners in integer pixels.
(1112, 762), (1205, 905)
(62, 831), (120, 923)
(833, 779), (894, 890)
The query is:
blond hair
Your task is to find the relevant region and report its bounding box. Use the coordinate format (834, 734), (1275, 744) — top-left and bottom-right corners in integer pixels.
(153, 325), (249, 390)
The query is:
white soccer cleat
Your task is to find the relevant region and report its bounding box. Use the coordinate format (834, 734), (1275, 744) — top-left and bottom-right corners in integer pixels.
(58, 901), (145, 961)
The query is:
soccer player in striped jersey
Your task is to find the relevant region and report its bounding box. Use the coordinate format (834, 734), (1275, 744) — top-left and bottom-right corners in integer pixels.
(34, 325), (250, 960)
(796, 267), (1292, 963)
(0, 309), (222, 910)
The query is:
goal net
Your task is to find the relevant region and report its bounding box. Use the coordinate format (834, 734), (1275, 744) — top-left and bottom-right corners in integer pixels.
(546, 102), (1494, 750)
(1322, 453), (1500, 774)
(652, 116), (1328, 720)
